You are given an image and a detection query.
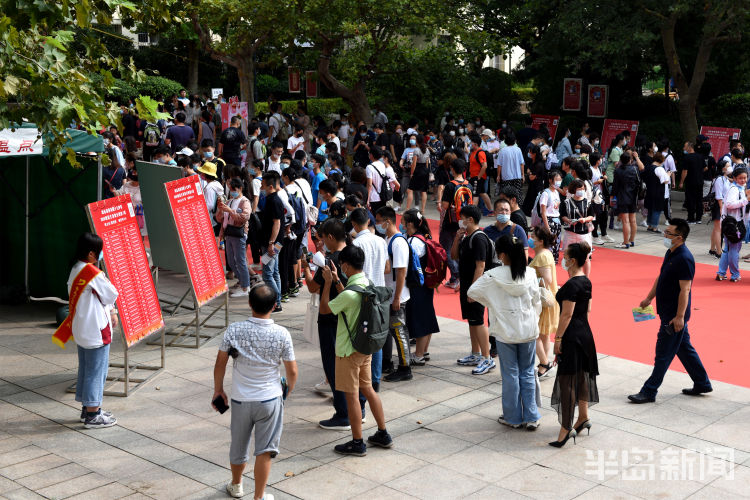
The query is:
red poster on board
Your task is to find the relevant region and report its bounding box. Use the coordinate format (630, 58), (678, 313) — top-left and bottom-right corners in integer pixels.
(306, 71), (318, 98)
(531, 114), (560, 141)
(288, 67), (301, 93)
(587, 84), (608, 118)
(601, 119), (639, 154)
(87, 194), (164, 347)
(699, 126), (741, 160)
(164, 176), (227, 306)
(563, 78), (582, 111)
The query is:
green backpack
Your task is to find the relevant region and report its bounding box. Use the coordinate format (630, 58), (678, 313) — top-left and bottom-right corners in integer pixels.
(340, 283), (393, 355)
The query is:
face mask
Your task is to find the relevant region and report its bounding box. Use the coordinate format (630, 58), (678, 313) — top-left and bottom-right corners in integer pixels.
(561, 258), (569, 271)
(204, 151), (214, 159)
(154, 158), (163, 164)
(360, 133), (367, 138)
(229, 190), (240, 198)
(444, 111), (449, 116)
(554, 180), (562, 188)
(259, 189), (267, 197)
(623, 139), (628, 146)
(458, 219), (467, 229)
(594, 140), (599, 146)
(575, 189), (585, 198)
(98, 250), (104, 261)
(475, 121), (481, 126)
(653, 145), (659, 153)
(526, 152), (532, 159)
(248, 168), (257, 176)
(683, 150), (688, 154)
(281, 163), (290, 170)
(449, 131), (456, 137)
(663, 237), (673, 249)
(192, 163), (200, 170)
(502, 123), (507, 128)
(575, 148), (581, 154)
(399, 223), (406, 233)
(458, 119), (464, 125)
(409, 139), (417, 146)
(496, 214), (510, 224)
(375, 223), (386, 234)
(528, 237), (535, 249)
(396, 130), (403, 135)
(323, 242), (330, 253)
(103, 139), (110, 146)
(458, 128), (464, 134)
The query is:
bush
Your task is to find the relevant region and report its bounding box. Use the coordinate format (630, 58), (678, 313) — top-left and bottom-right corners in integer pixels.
(256, 74), (287, 100)
(703, 93), (750, 133)
(512, 88), (537, 101)
(133, 76), (184, 100)
(439, 96), (496, 125)
(255, 98), (346, 119)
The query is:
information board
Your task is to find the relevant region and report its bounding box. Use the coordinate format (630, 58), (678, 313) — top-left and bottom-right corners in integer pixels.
(587, 84), (609, 118)
(87, 194), (164, 346)
(601, 119), (639, 154)
(306, 71), (318, 98)
(699, 126), (741, 160)
(164, 176), (227, 306)
(531, 115), (560, 142)
(289, 67), (301, 93)
(221, 98), (249, 133)
(563, 78), (583, 111)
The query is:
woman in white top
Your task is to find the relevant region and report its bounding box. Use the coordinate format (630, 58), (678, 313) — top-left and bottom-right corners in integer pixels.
(710, 160), (733, 258)
(402, 209), (440, 364)
(467, 233), (542, 429)
(717, 167), (749, 282)
(539, 170), (563, 263)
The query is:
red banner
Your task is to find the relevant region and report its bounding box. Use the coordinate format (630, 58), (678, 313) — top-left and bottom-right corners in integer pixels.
(531, 114), (560, 142)
(563, 78), (582, 111)
(288, 67), (301, 94)
(699, 126), (741, 160)
(87, 194), (164, 347)
(601, 119), (639, 154)
(221, 97), (248, 132)
(306, 71), (318, 98)
(164, 176), (227, 306)
(587, 84), (608, 118)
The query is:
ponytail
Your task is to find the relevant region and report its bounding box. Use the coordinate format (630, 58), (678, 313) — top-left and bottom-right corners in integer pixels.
(495, 234), (526, 280)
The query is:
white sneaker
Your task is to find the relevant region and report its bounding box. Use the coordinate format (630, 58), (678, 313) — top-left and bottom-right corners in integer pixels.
(592, 237), (604, 246)
(525, 420), (541, 431)
(613, 222), (622, 230)
(471, 358), (496, 375)
(603, 235), (615, 243)
(83, 411), (117, 429)
(497, 415), (523, 429)
(640, 220), (648, 227)
(230, 288), (249, 298)
(457, 353), (481, 366)
(314, 380), (331, 394)
(226, 482), (244, 498)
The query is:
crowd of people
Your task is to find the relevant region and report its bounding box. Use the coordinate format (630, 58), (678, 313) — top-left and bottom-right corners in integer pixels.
(71, 97), (735, 499)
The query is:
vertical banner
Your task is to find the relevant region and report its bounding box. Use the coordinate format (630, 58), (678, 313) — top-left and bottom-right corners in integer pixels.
(164, 176), (227, 306)
(306, 71), (318, 98)
(601, 119), (639, 153)
(699, 126), (741, 160)
(221, 97), (248, 132)
(563, 78), (583, 111)
(288, 67), (301, 93)
(530, 115), (560, 142)
(0, 128), (43, 157)
(211, 88), (223, 99)
(87, 194), (164, 346)
(587, 84), (609, 118)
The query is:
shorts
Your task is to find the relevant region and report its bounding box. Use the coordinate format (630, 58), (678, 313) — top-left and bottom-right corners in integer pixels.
(618, 203), (636, 214)
(470, 176), (488, 195)
(229, 396), (284, 464)
(460, 288), (485, 326)
(335, 352), (372, 393)
(561, 230), (593, 255)
(711, 202), (721, 221)
(410, 166), (429, 193)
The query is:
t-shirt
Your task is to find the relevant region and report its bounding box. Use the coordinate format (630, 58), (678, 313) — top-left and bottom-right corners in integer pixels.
(314, 250), (349, 326)
(260, 192), (284, 245)
(366, 160), (396, 202)
(511, 209), (529, 234)
(655, 244), (694, 322)
(483, 223), (528, 247)
(385, 234), (411, 303)
(468, 149), (487, 179)
(220, 127), (247, 161)
(440, 180), (462, 232)
(287, 135), (305, 153)
(497, 144), (524, 181)
(682, 153), (705, 185)
(200, 122), (214, 143)
(311, 171), (327, 205)
(458, 229), (494, 286)
(165, 125), (195, 154)
(219, 317), (295, 401)
(560, 198), (592, 234)
(353, 231), (388, 287)
(121, 113), (138, 138)
(344, 182), (368, 204)
(102, 164), (126, 199)
(539, 188), (561, 217)
(328, 272), (370, 357)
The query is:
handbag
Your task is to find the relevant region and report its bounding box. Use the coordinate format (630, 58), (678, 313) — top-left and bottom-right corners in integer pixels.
(702, 180), (717, 213)
(303, 293), (320, 347)
(538, 278), (555, 308)
(224, 224), (245, 238)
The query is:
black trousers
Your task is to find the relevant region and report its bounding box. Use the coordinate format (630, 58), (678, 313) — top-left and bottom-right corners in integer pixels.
(684, 183), (703, 222)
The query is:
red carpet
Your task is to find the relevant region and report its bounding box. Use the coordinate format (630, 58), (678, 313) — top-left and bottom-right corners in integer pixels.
(419, 217), (745, 389)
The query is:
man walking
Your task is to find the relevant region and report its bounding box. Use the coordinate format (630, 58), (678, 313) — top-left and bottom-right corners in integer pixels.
(628, 219), (712, 403)
(259, 172), (285, 312)
(213, 284), (298, 499)
(219, 116), (248, 167)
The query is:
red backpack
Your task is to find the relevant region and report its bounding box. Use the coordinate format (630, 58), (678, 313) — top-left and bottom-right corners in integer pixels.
(411, 234), (448, 289)
(448, 179), (473, 223)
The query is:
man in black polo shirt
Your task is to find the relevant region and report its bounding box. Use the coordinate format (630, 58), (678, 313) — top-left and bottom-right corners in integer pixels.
(628, 219), (712, 403)
(259, 171), (285, 312)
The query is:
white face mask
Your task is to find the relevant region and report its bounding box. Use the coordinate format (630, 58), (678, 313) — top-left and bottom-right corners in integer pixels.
(458, 219), (467, 229)
(653, 145), (659, 153)
(663, 237), (673, 249)
(575, 189), (585, 198)
(561, 258), (569, 271)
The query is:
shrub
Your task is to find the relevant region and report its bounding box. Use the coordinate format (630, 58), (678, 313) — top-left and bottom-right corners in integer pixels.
(133, 76), (183, 100)
(255, 98), (346, 119)
(703, 94), (750, 133)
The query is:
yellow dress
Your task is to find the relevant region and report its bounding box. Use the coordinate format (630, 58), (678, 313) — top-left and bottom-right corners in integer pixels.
(529, 248), (560, 335)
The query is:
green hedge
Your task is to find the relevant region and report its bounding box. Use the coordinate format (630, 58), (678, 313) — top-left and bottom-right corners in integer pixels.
(512, 88), (537, 101)
(100, 75), (184, 104)
(255, 98), (346, 118)
(703, 93), (750, 133)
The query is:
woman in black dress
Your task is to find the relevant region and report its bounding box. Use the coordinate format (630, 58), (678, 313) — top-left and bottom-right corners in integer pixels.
(550, 241), (599, 447)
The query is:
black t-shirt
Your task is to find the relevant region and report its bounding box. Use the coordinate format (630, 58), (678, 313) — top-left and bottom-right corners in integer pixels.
(260, 192), (284, 245)
(121, 113), (137, 138)
(390, 133), (405, 160)
(528, 160), (546, 193)
(510, 209), (528, 234)
(375, 133), (390, 150)
(353, 135), (373, 166)
(655, 244), (694, 322)
(220, 127), (247, 160)
(344, 182), (368, 204)
(441, 180), (460, 232)
(102, 165), (126, 199)
(560, 197), (592, 234)
(682, 153), (705, 186)
(313, 250), (349, 325)
(436, 166), (451, 186)
(458, 229), (495, 286)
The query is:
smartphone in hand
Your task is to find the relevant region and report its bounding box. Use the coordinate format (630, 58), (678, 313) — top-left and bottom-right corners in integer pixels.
(212, 394), (229, 414)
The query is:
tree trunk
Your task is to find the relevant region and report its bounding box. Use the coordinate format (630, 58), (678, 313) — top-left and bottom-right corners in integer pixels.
(345, 83), (371, 125)
(187, 40), (199, 93)
(237, 57), (256, 118)
(317, 40), (371, 124)
(677, 98), (699, 143)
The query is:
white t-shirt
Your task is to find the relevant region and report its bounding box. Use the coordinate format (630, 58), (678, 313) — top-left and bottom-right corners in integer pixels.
(654, 165), (670, 199)
(366, 160), (396, 202)
(338, 125), (349, 143)
(290, 178), (313, 207)
(714, 176), (731, 201)
(407, 236), (427, 258)
(385, 234), (411, 302)
(287, 135), (305, 153)
(329, 136), (341, 153)
(269, 113), (286, 140)
(67, 261), (119, 349)
(266, 157), (282, 174)
(539, 188), (561, 217)
(277, 188), (296, 224)
(251, 177), (262, 211)
(220, 317), (295, 402)
(353, 230), (388, 287)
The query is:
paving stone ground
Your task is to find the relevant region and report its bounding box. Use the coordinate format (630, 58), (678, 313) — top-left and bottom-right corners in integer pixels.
(1, 203), (748, 500)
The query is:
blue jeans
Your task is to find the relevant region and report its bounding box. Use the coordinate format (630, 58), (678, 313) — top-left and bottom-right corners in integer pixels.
(262, 253), (281, 306)
(745, 221), (750, 244)
(226, 235), (250, 288)
(496, 340), (541, 425)
(717, 238), (742, 279)
(371, 349), (382, 386)
(640, 322), (711, 398)
(647, 209), (662, 227)
(76, 344), (110, 407)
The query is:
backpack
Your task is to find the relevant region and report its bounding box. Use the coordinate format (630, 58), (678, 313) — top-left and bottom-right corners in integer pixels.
(467, 230), (496, 270)
(448, 180), (473, 223)
(340, 282), (393, 355)
(144, 122), (160, 147)
(249, 137), (267, 160)
(284, 188), (307, 237)
(473, 148), (495, 177)
(370, 162), (393, 202)
(721, 215), (745, 244)
(411, 234), (447, 289)
(294, 180), (319, 225)
(387, 233), (424, 287)
(273, 113), (289, 143)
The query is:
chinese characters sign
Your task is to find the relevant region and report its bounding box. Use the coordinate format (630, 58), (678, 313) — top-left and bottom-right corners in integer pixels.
(289, 67), (301, 93)
(306, 71), (318, 98)
(0, 128), (43, 157)
(87, 194), (164, 346)
(164, 176), (227, 306)
(531, 115), (560, 142)
(601, 119), (639, 155)
(563, 78), (582, 111)
(699, 126), (741, 160)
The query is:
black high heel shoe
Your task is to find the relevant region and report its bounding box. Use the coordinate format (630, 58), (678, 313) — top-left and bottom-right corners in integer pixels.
(548, 429), (577, 448)
(574, 420), (592, 435)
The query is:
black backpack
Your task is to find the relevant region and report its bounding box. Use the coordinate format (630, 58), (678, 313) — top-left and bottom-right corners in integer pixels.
(284, 188), (307, 237)
(722, 215), (746, 244)
(370, 162), (393, 202)
(340, 283), (393, 355)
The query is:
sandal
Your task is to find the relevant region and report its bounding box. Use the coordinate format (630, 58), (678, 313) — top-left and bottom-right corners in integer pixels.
(537, 363), (554, 378)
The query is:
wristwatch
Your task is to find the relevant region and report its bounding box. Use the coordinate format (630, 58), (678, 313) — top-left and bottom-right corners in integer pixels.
(333, 280), (341, 286)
